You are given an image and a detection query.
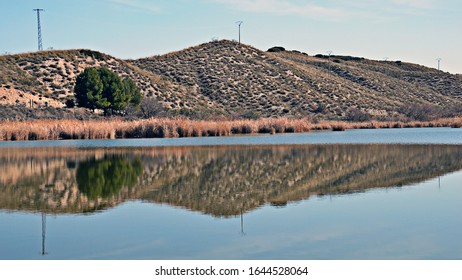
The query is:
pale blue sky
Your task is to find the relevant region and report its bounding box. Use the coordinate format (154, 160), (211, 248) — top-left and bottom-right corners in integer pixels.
(1, 0), (461, 73)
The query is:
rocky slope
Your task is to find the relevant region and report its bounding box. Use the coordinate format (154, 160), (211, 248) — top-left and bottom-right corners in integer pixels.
(1, 40), (461, 120)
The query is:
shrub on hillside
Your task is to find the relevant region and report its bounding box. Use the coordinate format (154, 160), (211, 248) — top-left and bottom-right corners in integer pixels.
(136, 97), (165, 118)
(398, 103), (442, 121)
(441, 105), (462, 118)
(65, 99), (75, 108)
(314, 102), (328, 113)
(240, 110), (261, 120)
(78, 49), (106, 60)
(267, 46), (286, 53)
(346, 107), (371, 122)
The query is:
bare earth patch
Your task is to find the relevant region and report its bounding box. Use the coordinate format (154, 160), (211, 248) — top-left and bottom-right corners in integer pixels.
(0, 87), (64, 108)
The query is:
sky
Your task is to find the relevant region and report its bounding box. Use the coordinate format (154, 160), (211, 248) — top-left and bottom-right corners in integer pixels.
(1, 0), (461, 73)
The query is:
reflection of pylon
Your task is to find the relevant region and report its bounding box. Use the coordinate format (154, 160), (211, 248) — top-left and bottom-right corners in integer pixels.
(42, 213), (47, 255)
(33, 9), (44, 51)
(240, 210), (246, 236)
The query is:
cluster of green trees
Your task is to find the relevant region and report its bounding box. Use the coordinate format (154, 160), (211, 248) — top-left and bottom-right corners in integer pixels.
(74, 67), (142, 115)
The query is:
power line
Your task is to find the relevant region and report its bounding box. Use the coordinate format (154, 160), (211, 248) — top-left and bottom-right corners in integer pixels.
(33, 9), (44, 51)
(236, 21), (243, 43)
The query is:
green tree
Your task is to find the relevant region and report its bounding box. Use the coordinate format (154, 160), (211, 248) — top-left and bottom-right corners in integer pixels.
(74, 67), (143, 115)
(74, 68), (105, 110)
(123, 77), (142, 110)
(98, 67), (126, 114)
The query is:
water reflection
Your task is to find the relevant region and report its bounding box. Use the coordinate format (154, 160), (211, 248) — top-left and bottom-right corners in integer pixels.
(41, 213), (47, 256)
(76, 156), (143, 200)
(1, 145), (462, 217)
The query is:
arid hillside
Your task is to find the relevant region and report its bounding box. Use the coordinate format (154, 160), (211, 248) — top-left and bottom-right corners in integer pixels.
(1, 40), (461, 120)
(134, 40), (462, 119)
(0, 49), (189, 119)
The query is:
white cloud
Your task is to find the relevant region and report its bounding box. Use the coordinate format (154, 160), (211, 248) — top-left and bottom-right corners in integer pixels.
(106, 0), (160, 14)
(389, 0), (436, 9)
(382, 0), (439, 16)
(210, 0), (352, 21)
(209, 0), (441, 21)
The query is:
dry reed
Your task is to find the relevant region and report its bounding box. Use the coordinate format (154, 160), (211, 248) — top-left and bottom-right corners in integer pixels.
(1, 117), (461, 141)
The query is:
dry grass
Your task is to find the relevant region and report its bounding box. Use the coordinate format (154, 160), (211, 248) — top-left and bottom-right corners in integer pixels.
(1, 117), (461, 141)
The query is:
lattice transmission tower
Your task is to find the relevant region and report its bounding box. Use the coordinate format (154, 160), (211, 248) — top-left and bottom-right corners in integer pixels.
(33, 9), (44, 51)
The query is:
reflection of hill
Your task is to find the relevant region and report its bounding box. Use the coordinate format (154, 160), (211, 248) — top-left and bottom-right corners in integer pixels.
(1, 145), (462, 217)
(140, 145), (462, 216)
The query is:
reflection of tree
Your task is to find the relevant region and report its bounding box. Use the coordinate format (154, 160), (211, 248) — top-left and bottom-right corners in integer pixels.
(1, 145), (462, 217)
(76, 156), (143, 199)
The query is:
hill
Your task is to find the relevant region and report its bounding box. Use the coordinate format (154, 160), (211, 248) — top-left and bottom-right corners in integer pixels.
(1, 40), (461, 120)
(0, 49), (190, 119)
(133, 40), (462, 119)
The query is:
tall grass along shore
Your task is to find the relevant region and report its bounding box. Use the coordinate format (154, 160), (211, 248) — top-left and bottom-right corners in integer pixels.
(1, 117), (461, 141)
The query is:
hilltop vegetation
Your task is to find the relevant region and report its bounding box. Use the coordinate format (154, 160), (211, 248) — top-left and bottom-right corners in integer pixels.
(1, 40), (461, 121)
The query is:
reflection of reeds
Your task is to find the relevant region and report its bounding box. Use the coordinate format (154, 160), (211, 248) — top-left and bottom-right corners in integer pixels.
(2, 144), (462, 216)
(1, 117), (461, 141)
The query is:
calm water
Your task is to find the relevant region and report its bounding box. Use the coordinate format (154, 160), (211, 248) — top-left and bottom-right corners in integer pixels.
(1, 128), (462, 259)
(0, 127), (462, 148)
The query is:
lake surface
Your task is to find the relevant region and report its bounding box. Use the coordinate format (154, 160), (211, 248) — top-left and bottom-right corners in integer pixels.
(1, 128), (462, 259)
(1, 127), (462, 148)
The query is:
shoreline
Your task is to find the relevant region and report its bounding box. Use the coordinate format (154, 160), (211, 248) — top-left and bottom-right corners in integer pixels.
(1, 117), (461, 141)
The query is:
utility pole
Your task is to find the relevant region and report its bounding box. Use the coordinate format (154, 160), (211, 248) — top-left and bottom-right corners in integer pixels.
(327, 51), (333, 76)
(236, 21), (243, 43)
(436, 58), (442, 71)
(33, 9), (44, 51)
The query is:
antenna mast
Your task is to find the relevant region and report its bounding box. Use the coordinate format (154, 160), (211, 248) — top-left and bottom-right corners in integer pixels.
(436, 58), (442, 71)
(33, 9), (44, 51)
(326, 51), (333, 76)
(236, 21), (243, 43)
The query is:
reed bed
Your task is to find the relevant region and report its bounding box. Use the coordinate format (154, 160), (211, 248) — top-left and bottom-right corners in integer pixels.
(0, 117), (461, 141)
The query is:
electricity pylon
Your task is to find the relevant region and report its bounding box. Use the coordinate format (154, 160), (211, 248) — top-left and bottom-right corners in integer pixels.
(33, 9), (44, 51)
